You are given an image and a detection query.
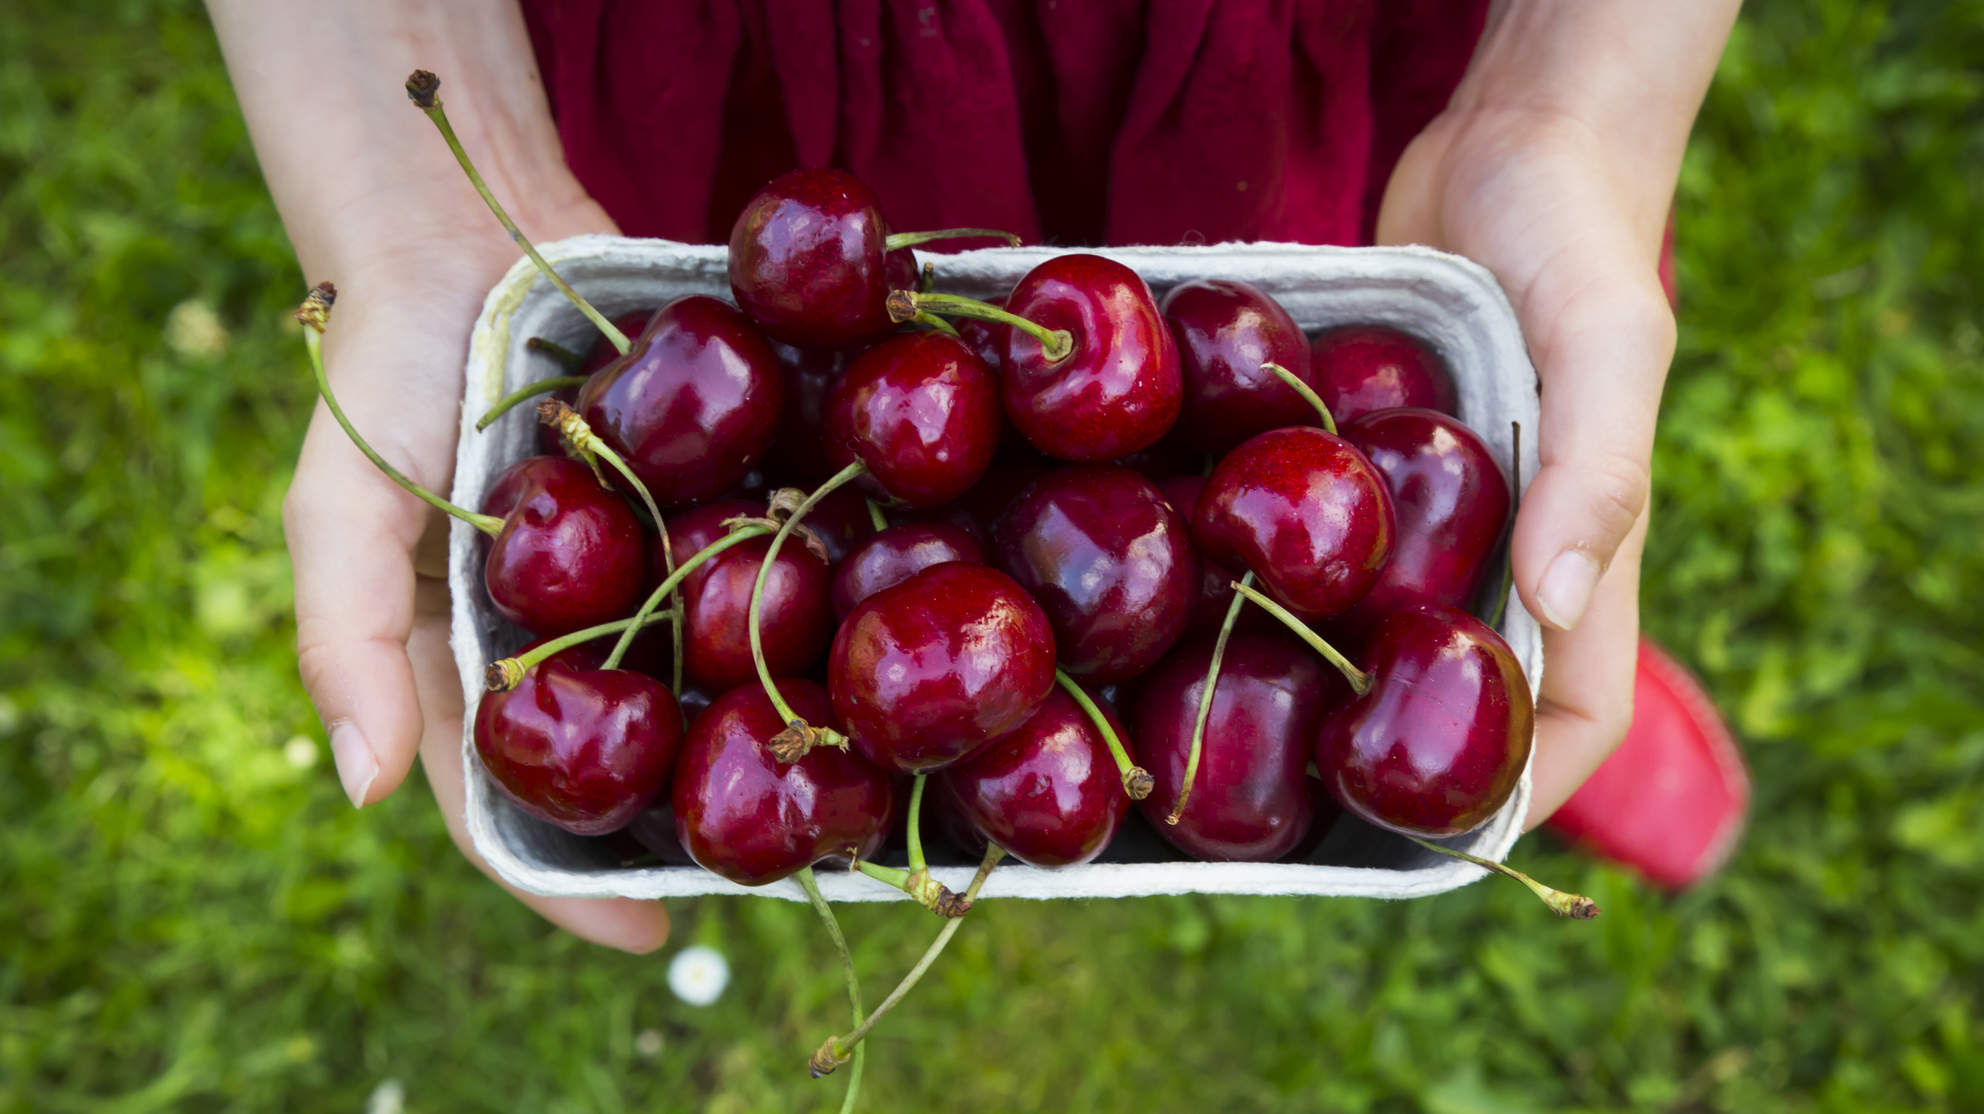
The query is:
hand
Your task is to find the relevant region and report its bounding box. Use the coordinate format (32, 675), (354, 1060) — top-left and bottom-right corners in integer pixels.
(283, 200), (670, 951)
(1377, 106), (1676, 827)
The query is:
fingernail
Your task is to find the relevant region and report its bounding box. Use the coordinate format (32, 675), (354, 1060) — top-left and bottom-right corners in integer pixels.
(1536, 549), (1601, 631)
(330, 723), (379, 808)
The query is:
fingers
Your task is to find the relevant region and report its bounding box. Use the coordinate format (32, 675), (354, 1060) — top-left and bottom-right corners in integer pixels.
(406, 605), (671, 953)
(1524, 512), (1646, 829)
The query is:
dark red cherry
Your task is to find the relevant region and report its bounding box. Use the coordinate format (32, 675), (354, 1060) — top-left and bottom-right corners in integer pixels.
(472, 641), (682, 836)
(671, 680), (894, 886)
(804, 484), (880, 564)
(622, 799), (697, 866)
(934, 684), (1131, 867)
(478, 456), (646, 636)
(829, 563), (1057, 772)
(1336, 408), (1511, 633)
(1309, 325), (1457, 423)
(660, 500), (833, 690)
(1161, 279), (1319, 453)
(577, 295), (785, 507)
(1001, 254), (1181, 461)
(1154, 475), (1270, 641)
(535, 311), (653, 456)
(727, 168), (895, 349)
(765, 340), (849, 486)
(954, 296), (1008, 376)
(1130, 633), (1342, 861)
(824, 332), (1002, 508)
(832, 521), (987, 618)
(993, 465), (1197, 682)
(1193, 427), (1396, 620)
(924, 446), (1054, 542)
(1316, 605), (1533, 838)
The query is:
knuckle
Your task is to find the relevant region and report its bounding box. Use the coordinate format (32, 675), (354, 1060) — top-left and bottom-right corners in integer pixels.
(1578, 451), (1651, 547)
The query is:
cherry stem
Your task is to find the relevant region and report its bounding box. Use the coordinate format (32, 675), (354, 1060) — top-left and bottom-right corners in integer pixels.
(1399, 833), (1599, 919)
(474, 375), (588, 432)
(405, 70), (631, 356)
(795, 867), (867, 1108)
(601, 523), (771, 671)
(812, 843), (1005, 1077)
(483, 610), (676, 690)
(851, 859), (970, 918)
(1229, 581), (1372, 694)
(904, 775), (929, 873)
(524, 335), (585, 370)
(884, 227), (1022, 250)
(887, 291), (1073, 362)
(865, 498), (889, 533)
(297, 287), (503, 538)
(1263, 362), (1336, 436)
(1169, 570), (1253, 825)
(911, 311), (960, 337)
(1056, 671), (1150, 800)
(1486, 420), (1522, 630)
(751, 462), (865, 754)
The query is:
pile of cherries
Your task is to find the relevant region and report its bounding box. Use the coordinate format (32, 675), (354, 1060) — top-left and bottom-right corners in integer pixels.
(296, 70), (1592, 1100)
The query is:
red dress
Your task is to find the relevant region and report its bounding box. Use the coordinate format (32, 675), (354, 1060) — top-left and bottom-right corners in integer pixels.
(520, 0), (1488, 248)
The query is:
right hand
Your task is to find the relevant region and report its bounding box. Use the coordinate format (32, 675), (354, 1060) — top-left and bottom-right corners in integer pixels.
(283, 200), (671, 953)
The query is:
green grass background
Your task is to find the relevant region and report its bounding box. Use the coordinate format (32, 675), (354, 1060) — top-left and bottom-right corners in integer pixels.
(4, 2), (1982, 1111)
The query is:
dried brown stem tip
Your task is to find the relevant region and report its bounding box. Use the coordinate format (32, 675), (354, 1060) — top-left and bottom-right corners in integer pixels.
(1123, 767), (1154, 801)
(484, 658), (525, 692)
(404, 69), (440, 109)
(293, 281), (337, 332)
(768, 721), (846, 763)
(809, 1040), (851, 1078)
(535, 398), (588, 441)
(884, 289), (920, 324)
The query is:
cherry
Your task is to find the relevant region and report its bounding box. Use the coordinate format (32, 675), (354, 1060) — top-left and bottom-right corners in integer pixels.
(1310, 325), (1457, 423)
(478, 456), (649, 635)
(832, 521), (988, 619)
(623, 799), (697, 866)
(1154, 475), (1268, 641)
(663, 500), (834, 690)
(933, 684), (1132, 867)
(1193, 426), (1396, 620)
(764, 340), (849, 486)
(1129, 632), (1341, 861)
(1313, 604), (1532, 838)
(823, 331), (1002, 509)
(992, 465), (1197, 682)
(472, 640), (682, 836)
(829, 562), (1057, 772)
(953, 296), (1008, 376)
(671, 680), (895, 886)
(577, 295), (787, 507)
(924, 445), (1054, 542)
(523, 310), (653, 456)
(802, 484), (880, 564)
(1161, 279), (1320, 453)
(1335, 408), (1511, 633)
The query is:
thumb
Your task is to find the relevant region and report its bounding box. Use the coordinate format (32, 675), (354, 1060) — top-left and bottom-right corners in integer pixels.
(1510, 254), (1676, 632)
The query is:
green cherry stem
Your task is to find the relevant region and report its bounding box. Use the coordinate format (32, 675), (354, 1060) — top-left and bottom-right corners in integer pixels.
(474, 375), (589, 432)
(1486, 419), (1522, 630)
(1168, 570), (1253, 825)
(1229, 581), (1372, 695)
(754, 463), (866, 759)
(850, 858), (970, 918)
(295, 284), (503, 537)
(885, 290), (1072, 362)
(883, 228), (1022, 251)
(904, 775), (929, 873)
(1056, 671), (1150, 800)
(601, 524), (772, 671)
(911, 311), (961, 337)
(524, 335), (585, 370)
(1263, 361), (1336, 435)
(404, 70), (630, 356)
(482, 610), (676, 690)
(812, 843), (1006, 1077)
(795, 867), (867, 1110)
(865, 498), (890, 533)
(1398, 833), (1599, 919)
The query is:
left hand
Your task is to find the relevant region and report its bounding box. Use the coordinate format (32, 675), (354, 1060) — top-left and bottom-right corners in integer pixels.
(1377, 106), (1677, 828)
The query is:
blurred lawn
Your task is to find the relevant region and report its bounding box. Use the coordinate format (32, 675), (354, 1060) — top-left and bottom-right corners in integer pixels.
(4, 2), (1982, 1111)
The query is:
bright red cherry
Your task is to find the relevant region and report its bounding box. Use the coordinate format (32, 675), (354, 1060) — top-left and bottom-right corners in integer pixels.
(727, 168), (898, 349)
(934, 685), (1131, 867)
(829, 563), (1057, 772)
(535, 310), (653, 457)
(1309, 325), (1457, 423)
(1161, 279), (1319, 453)
(824, 331), (1002, 508)
(477, 455), (647, 636)
(832, 521), (988, 619)
(662, 500), (834, 690)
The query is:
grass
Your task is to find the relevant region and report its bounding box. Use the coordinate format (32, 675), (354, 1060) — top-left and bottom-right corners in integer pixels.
(3, 2), (1982, 1110)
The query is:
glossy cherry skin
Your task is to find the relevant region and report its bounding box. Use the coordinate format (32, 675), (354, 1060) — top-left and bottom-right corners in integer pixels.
(993, 465), (1197, 682)
(473, 642), (682, 836)
(671, 680), (895, 886)
(832, 521), (987, 619)
(478, 456), (647, 636)
(1194, 426), (1397, 620)
(1162, 279), (1319, 453)
(661, 500), (834, 690)
(764, 340), (848, 486)
(1316, 605), (1533, 838)
(727, 168), (895, 349)
(534, 311), (653, 456)
(1309, 325), (1457, 423)
(1001, 254), (1181, 461)
(823, 332), (1002, 508)
(1130, 633), (1342, 861)
(934, 685), (1131, 867)
(1336, 408), (1511, 633)
(1154, 475), (1272, 641)
(830, 563), (1057, 772)
(955, 296), (1008, 376)
(577, 295), (786, 507)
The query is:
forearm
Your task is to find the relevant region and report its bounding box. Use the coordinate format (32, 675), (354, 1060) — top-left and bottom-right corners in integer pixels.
(206, 0), (583, 279)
